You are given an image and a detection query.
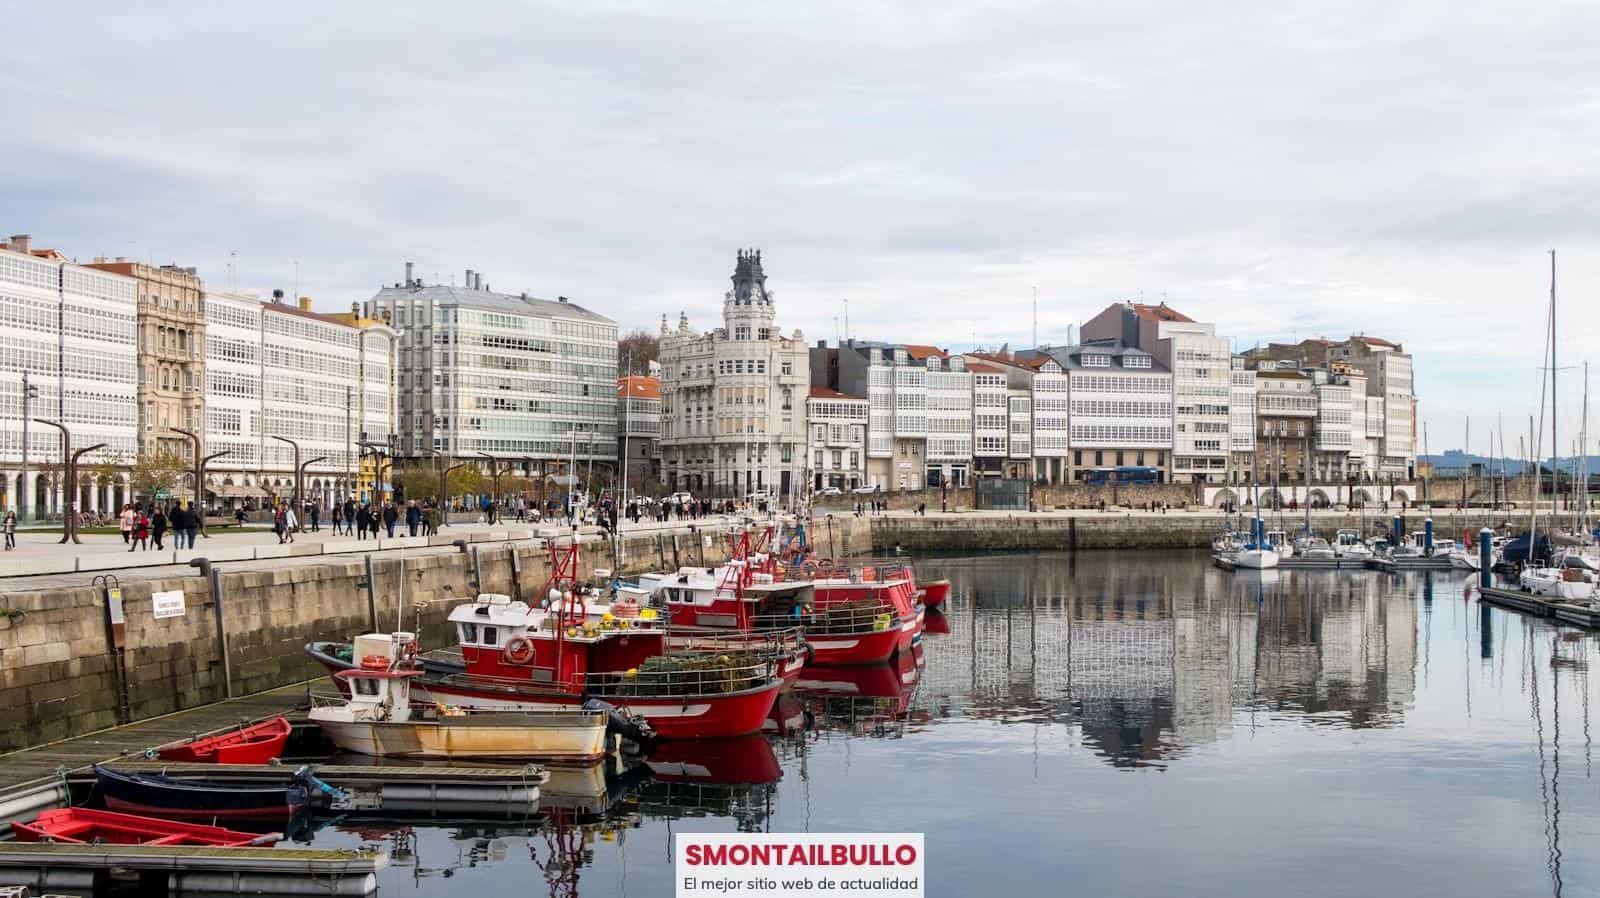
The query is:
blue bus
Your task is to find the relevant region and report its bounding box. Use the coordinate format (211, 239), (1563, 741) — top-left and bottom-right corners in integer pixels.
(1082, 466), (1161, 486)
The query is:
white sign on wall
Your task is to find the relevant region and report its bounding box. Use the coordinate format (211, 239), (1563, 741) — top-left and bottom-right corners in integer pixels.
(151, 590), (186, 619)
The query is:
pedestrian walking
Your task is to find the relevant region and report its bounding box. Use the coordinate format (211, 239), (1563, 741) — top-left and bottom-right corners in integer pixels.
(131, 510), (150, 551)
(355, 505), (371, 540)
(3, 510), (15, 550)
(284, 505), (298, 542)
(406, 501), (421, 537)
(151, 507), (168, 550)
(273, 504), (288, 544)
(383, 502), (398, 538)
(119, 504), (134, 544)
(183, 502), (199, 549)
(309, 502), (321, 532)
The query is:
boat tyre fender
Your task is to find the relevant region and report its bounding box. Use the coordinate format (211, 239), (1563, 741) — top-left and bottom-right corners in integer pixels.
(359, 654), (389, 671)
(503, 636), (535, 665)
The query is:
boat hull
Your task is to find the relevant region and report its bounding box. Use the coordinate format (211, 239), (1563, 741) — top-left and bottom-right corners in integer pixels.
(804, 625), (901, 666)
(13, 808), (278, 847)
(94, 766), (295, 820)
(303, 646), (778, 739)
(314, 714), (607, 762)
(158, 716), (292, 764)
(915, 578), (950, 608)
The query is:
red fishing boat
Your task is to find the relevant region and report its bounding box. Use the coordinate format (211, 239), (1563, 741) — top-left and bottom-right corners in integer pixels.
(158, 716), (292, 764)
(638, 529), (900, 667)
(13, 808), (280, 846)
(807, 560), (924, 653)
(308, 544), (782, 740)
(916, 578), (950, 608)
(14, 808), (279, 846)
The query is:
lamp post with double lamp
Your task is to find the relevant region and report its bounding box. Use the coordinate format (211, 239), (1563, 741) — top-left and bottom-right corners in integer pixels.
(358, 441), (393, 508)
(32, 418), (102, 545)
(299, 456), (328, 527)
(268, 436), (304, 531)
(171, 427), (231, 538)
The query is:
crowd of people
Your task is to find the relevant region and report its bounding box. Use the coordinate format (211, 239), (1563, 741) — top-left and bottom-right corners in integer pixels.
(115, 501), (204, 551)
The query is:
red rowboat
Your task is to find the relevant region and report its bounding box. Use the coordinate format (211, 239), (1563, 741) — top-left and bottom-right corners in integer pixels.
(13, 808), (279, 846)
(158, 716), (291, 764)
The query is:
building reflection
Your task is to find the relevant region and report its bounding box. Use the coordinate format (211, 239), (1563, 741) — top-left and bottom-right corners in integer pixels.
(914, 552), (1418, 767)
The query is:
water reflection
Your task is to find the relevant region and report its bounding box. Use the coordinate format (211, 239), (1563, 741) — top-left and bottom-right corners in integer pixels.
(263, 549), (1600, 898)
(918, 553), (1420, 766)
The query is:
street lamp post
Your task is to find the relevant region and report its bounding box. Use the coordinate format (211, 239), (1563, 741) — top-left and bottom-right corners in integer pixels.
(359, 441), (391, 508)
(33, 418), (101, 544)
(269, 436), (302, 529)
(299, 456), (329, 525)
(172, 427), (231, 538)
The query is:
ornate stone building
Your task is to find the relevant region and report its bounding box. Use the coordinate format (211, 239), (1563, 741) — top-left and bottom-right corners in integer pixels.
(658, 250), (810, 499)
(86, 258), (206, 463)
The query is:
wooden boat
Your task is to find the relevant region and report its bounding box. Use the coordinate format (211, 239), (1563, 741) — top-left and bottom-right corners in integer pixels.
(308, 654), (612, 761)
(13, 807), (279, 846)
(93, 765), (341, 820)
(158, 716), (292, 764)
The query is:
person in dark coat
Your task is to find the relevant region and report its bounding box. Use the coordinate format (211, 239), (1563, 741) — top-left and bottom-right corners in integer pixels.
(382, 502), (398, 538)
(150, 507), (168, 550)
(406, 501), (421, 537)
(355, 504), (371, 540)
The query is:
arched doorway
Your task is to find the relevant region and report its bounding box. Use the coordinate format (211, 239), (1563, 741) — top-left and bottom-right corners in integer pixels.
(1308, 489), (1331, 509)
(1212, 488), (1238, 509)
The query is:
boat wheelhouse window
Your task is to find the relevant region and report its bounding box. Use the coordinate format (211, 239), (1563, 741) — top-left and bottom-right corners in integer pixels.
(481, 625), (499, 646)
(459, 622), (479, 644)
(353, 677), (380, 697)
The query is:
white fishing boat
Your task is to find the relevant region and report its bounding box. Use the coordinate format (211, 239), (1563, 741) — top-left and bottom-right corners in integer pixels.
(309, 633), (612, 762)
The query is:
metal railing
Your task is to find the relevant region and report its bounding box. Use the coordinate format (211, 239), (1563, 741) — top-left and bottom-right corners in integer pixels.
(584, 659), (775, 697)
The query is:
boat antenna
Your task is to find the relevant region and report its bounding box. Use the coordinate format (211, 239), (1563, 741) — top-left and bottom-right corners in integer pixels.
(397, 545), (405, 633)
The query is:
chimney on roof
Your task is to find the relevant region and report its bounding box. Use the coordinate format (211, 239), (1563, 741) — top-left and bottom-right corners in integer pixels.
(8, 235), (30, 255)
(474, 272), (483, 291)
(298, 296), (312, 312)
(114, 256), (125, 263)
(465, 269), (473, 289)
(404, 261), (414, 287)
(558, 296), (568, 304)
(272, 289), (285, 304)
(351, 302), (360, 315)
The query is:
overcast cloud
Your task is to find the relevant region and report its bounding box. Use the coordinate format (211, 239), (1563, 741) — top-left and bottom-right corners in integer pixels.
(5, 1), (1599, 456)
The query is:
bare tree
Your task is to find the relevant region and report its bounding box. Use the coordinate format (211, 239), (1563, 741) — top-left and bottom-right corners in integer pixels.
(617, 329), (659, 375)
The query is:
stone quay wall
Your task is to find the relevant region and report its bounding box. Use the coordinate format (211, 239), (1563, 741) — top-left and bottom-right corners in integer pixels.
(866, 508), (1529, 554)
(0, 519), (872, 753)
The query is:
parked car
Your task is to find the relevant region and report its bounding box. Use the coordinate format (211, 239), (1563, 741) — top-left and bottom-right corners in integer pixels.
(852, 484), (881, 494)
(819, 487), (843, 496)
(670, 491), (694, 505)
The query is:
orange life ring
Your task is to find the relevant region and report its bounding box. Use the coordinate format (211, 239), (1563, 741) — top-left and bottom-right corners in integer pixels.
(861, 566), (876, 582)
(359, 654), (388, 671)
(503, 636), (535, 665)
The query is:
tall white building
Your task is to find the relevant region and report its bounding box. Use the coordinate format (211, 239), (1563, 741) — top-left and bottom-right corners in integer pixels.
(0, 234), (138, 519)
(369, 268), (617, 480)
(1027, 341), (1172, 481)
(1328, 336), (1416, 480)
(1083, 302), (1233, 484)
(966, 351), (1069, 482)
(1228, 356), (1256, 484)
(204, 290), (396, 507)
(811, 342), (968, 490)
(659, 250), (810, 498)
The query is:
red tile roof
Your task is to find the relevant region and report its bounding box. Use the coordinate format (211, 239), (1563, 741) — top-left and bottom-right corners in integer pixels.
(809, 385), (863, 400)
(617, 375), (660, 399)
(1130, 302), (1193, 323)
(965, 361), (1004, 374)
(1353, 335), (1398, 348)
(903, 344), (948, 360)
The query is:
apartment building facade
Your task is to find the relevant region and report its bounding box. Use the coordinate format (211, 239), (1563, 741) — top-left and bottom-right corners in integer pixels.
(805, 386), (868, 491)
(617, 374), (661, 489)
(369, 268), (617, 482)
(0, 235), (138, 519)
(1082, 301), (1232, 484)
(204, 290), (396, 507)
(659, 250), (810, 498)
(85, 258), (205, 462)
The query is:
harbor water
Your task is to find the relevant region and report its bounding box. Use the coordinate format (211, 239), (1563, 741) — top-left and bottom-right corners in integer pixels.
(207, 550), (1600, 895)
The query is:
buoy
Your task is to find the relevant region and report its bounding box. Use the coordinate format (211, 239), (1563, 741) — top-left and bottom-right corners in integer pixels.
(359, 654), (389, 671)
(625, 668), (638, 678)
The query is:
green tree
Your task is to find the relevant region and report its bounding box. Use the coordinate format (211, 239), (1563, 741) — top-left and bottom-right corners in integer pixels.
(131, 451), (186, 498)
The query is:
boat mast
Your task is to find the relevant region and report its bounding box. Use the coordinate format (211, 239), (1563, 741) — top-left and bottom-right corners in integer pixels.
(1550, 250), (1558, 533)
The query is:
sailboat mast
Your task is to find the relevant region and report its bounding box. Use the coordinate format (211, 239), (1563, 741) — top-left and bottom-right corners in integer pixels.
(1550, 250), (1557, 529)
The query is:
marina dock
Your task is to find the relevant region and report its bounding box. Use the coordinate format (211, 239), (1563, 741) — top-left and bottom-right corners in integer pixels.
(1477, 585), (1600, 629)
(0, 842), (385, 896)
(0, 682), (310, 820)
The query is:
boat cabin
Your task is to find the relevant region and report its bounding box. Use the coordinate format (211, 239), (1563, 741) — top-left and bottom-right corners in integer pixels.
(637, 565), (814, 629)
(447, 592), (667, 690)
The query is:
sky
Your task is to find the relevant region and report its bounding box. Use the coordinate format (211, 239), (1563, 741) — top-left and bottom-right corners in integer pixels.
(5, 1), (1599, 456)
